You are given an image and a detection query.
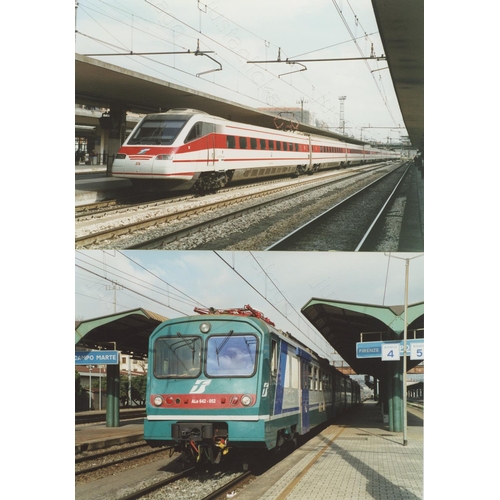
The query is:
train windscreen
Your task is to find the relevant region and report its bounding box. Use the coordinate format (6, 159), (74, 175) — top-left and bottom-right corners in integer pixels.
(154, 335), (202, 378)
(128, 117), (188, 145)
(206, 334), (258, 377)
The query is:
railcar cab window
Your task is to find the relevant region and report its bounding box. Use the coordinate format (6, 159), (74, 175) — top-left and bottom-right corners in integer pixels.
(153, 335), (202, 378)
(184, 121), (215, 143)
(128, 118), (187, 145)
(206, 334), (258, 377)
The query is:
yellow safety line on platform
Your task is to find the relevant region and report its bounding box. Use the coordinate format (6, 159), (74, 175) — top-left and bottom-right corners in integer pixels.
(275, 425), (347, 500)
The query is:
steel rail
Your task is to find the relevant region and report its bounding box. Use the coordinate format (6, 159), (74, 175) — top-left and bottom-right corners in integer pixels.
(75, 166), (388, 248)
(124, 166), (392, 249)
(265, 163), (409, 251)
(355, 163), (411, 250)
(76, 446), (172, 476)
(116, 468), (196, 500)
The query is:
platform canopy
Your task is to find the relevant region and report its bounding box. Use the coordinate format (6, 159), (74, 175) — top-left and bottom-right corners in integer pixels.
(371, 0), (424, 150)
(301, 299), (424, 380)
(75, 54), (369, 146)
(75, 308), (168, 358)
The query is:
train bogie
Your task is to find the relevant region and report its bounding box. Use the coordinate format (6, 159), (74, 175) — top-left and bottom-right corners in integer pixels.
(144, 308), (361, 465)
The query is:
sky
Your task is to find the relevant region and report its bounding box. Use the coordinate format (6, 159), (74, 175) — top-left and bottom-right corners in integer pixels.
(75, 250), (424, 363)
(74, 0), (406, 144)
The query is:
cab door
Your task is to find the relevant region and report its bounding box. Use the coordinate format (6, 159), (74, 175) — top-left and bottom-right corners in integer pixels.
(203, 120), (216, 170)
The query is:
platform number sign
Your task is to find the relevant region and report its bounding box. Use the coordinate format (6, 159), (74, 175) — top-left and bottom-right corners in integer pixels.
(382, 343), (401, 361)
(410, 342), (424, 360)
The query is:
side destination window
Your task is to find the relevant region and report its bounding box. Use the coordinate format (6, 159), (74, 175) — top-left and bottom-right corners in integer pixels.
(185, 121), (215, 143)
(271, 339), (278, 377)
(185, 122), (203, 143)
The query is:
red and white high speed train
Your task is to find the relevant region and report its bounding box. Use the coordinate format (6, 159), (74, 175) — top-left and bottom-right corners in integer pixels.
(111, 109), (399, 194)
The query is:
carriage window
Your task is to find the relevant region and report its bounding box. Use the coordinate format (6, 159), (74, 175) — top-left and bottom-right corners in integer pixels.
(260, 139), (267, 149)
(154, 335), (202, 378)
(250, 138), (257, 150)
(227, 135), (236, 148)
(239, 137), (248, 149)
(276, 141), (281, 151)
(269, 140), (274, 150)
(206, 334), (258, 377)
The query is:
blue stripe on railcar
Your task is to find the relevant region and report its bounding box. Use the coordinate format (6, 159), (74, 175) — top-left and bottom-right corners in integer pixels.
(273, 340), (289, 415)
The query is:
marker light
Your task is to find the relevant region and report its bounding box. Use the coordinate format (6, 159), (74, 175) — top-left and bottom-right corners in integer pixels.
(241, 394), (253, 406)
(200, 322), (211, 333)
(153, 396), (163, 406)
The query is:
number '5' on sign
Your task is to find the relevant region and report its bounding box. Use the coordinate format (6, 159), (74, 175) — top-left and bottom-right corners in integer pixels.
(382, 343), (400, 361)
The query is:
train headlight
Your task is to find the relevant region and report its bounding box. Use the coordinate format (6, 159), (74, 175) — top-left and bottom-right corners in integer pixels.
(116, 153), (126, 159)
(241, 394), (253, 406)
(156, 154), (173, 160)
(200, 322), (211, 333)
(153, 396), (163, 407)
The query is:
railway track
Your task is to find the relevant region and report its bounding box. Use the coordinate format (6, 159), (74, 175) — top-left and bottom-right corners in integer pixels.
(117, 469), (252, 500)
(75, 163), (396, 250)
(76, 439), (252, 500)
(76, 443), (172, 476)
(75, 416), (335, 500)
(267, 162), (411, 251)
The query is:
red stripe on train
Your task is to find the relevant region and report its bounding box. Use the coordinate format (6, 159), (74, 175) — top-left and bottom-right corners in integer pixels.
(150, 393), (256, 409)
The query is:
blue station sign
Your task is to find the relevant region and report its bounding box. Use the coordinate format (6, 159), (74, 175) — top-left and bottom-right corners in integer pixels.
(75, 350), (120, 365)
(356, 340), (424, 359)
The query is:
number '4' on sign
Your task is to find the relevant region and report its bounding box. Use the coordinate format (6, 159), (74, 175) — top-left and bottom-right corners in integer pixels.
(382, 343), (400, 361)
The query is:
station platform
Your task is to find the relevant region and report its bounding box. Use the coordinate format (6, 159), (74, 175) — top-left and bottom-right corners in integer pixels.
(75, 413), (144, 454)
(239, 401), (423, 500)
(75, 166), (132, 206)
(75, 401), (423, 499)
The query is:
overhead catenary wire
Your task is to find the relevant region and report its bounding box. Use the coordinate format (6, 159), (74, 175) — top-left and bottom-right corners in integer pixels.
(213, 252), (335, 361)
(76, 251), (208, 315)
(77, 0), (401, 145)
(78, 0), (336, 127)
(75, 262), (190, 316)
